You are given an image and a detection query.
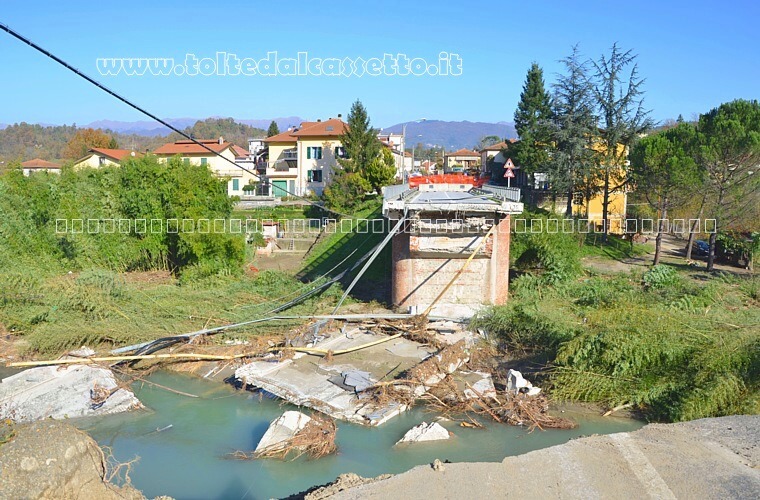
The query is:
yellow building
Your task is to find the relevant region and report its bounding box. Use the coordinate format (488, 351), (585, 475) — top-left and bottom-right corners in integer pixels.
(264, 118), (347, 197)
(73, 147), (142, 170)
(571, 141), (629, 235)
(152, 138), (253, 197)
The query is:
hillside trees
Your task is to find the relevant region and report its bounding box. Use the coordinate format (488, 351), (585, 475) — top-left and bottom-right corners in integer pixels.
(62, 128), (117, 160)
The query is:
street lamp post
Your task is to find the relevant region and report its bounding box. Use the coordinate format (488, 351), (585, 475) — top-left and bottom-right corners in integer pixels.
(402, 118), (426, 182)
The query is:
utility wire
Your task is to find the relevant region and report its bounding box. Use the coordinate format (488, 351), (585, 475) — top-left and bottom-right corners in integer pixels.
(0, 22), (355, 218)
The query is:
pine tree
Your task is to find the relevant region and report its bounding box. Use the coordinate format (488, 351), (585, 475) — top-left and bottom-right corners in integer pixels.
(513, 63), (553, 174)
(591, 43), (653, 239)
(339, 99), (381, 174)
(267, 120), (279, 137)
(697, 99), (760, 271)
(630, 123), (702, 265)
(549, 45), (598, 215)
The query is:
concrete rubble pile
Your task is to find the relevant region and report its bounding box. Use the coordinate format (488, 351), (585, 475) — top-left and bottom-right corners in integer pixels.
(235, 323), (474, 426)
(0, 364), (142, 423)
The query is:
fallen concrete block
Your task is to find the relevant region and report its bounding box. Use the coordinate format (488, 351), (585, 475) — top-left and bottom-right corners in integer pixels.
(396, 421), (452, 445)
(255, 411), (312, 455)
(0, 365), (142, 423)
(507, 369), (541, 396)
(462, 371), (497, 400)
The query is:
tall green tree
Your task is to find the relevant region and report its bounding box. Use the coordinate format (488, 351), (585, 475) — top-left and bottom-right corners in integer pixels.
(630, 123), (702, 265)
(267, 120), (280, 137)
(697, 99), (760, 271)
(339, 99), (381, 174)
(325, 100), (386, 212)
(513, 63), (553, 175)
(549, 45), (598, 215)
(591, 43), (653, 239)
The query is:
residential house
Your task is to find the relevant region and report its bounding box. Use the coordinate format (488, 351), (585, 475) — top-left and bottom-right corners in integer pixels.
(264, 118), (347, 197)
(73, 147), (141, 169)
(152, 137), (254, 196)
(20, 158), (60, 175)
(443, 148), (480, 172)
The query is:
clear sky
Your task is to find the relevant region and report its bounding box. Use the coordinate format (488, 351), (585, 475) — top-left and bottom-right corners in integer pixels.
(1, 0), (758, 128)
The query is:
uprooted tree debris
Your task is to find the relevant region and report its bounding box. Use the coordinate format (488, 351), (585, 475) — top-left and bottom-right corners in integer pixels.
(229, 411), (338, 460)
(363, 340), (576, 431)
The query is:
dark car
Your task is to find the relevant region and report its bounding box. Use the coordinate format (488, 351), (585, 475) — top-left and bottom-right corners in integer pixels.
(693, 240), (710, 256)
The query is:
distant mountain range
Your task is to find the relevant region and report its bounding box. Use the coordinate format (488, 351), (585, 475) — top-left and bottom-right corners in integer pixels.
(0, 117), (518, 151)
(381, 120), (517, 150)
(81, 116), (305, 137)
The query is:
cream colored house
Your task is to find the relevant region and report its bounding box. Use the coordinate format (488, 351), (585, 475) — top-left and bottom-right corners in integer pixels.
(264, 118), (347, 197)
(73, 148), (141, 169)
(152, 138), (253, 196)
(21, 158), (61, 175)
(443, 148), (480, 172)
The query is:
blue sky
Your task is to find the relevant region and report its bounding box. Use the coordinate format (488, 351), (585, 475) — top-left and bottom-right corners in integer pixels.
(1, 0), (758, 128)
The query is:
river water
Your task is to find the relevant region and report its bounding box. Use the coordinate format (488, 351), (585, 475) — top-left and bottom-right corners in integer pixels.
(70, 371), (645, 499)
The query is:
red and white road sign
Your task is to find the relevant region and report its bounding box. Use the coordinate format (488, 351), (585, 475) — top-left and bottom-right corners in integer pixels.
(503, 167), (515, 178)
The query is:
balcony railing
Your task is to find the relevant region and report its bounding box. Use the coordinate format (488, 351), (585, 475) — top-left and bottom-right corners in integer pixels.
(282, 149), (298, 160)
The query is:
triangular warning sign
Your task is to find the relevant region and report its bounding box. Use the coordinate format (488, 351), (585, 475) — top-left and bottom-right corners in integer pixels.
(505, 158), (515, 168)
(503, 168), (515, 178)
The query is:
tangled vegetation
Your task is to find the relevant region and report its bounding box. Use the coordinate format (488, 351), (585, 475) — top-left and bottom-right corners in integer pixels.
(474, 268), (760, 422)
(0, 160), (344, 355)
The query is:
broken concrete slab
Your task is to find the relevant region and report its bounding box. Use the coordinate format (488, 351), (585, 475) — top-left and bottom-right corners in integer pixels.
(0, 365), (142, 423)
(396, 422), (452, 445)
(255, 411), (312, 455)
(236, 329), (436, 426)
(507, 369), (541, 396)
(236, 329), (473, 426)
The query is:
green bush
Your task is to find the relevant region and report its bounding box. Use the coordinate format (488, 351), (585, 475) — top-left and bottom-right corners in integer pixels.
(511, 213), (583, 284)
(642, 264), (680, 289)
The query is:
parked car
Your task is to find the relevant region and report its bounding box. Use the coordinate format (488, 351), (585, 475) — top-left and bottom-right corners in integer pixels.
(692, 240), (710, 256)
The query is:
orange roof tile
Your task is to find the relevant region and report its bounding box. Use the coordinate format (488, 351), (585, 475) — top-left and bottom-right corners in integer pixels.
(153, 140), (235, 155)
(446, 148), (480, 157)
(264, 118), (348, 142)
(21, 158), (60, 168)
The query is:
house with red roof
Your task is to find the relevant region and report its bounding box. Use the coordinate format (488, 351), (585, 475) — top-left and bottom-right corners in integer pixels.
(152, 137), (254, 196)
(263, 117), (347, 197)
(73, 147), (142, 170)
(21, 158), (61, 176)
(443, 148), (480, 172)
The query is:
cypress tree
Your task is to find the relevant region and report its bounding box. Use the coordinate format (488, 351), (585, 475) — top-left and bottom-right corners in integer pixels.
(267, 120), (280, 137)
(513, 63), (553, 174)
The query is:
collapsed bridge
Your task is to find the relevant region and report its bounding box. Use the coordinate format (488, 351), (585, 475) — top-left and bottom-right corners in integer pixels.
(383, 180), (524, 318)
